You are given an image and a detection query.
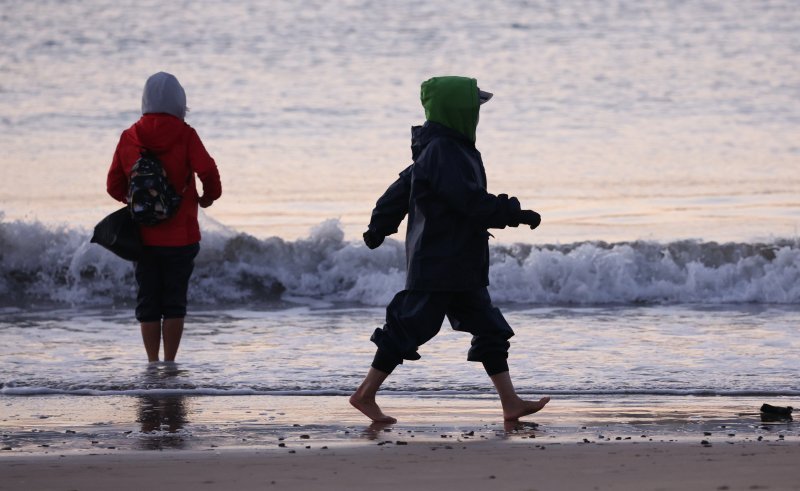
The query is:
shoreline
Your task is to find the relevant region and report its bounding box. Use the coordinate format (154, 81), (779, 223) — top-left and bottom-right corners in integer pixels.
(2, 393), (797, 489)
(1, 393), (795, 453)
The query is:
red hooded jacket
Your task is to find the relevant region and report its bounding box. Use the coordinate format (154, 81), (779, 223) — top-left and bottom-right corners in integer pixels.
(107, 113), (222, 247)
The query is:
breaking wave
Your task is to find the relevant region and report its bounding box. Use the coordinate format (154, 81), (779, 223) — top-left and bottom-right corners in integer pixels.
(2, 215), (800, 307)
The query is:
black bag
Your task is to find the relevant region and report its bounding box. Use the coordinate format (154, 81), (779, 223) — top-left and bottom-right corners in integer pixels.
(90, 207), (142, 261)
(127, 150), (182, 226)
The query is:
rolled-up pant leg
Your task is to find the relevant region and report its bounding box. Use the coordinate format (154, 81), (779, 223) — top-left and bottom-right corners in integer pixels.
(370, 290), (449, 373)
(134, 243), (199, 322)
(135, 251), (164, 323)
(447, 288), (514, 376)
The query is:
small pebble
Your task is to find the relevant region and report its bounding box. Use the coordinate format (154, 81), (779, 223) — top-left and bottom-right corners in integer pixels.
(300, 435), (310, 439)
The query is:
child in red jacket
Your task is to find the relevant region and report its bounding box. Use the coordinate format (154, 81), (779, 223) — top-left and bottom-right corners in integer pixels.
(107, 72), (222, 363)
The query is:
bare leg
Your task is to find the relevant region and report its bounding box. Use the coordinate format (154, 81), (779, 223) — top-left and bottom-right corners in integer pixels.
(349, 367), (397, 423)
(140, 321), (161, 362)
(490, 371), (550, 421)
(162, 317), (184, 362)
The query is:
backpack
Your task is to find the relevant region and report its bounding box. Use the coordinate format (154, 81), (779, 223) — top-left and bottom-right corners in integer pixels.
(127, 150), (182, 226)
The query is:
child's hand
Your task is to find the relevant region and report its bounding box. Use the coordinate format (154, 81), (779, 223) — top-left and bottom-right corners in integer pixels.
(198, 195), (214, 208)
(363, 229), (385, 249)
(519, 210), (541, 230)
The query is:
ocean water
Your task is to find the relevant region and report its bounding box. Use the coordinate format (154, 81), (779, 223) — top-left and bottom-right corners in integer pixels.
(1, 304), (799, 397)
(1, 0), (798, 243)
(1, 1), (800, 414)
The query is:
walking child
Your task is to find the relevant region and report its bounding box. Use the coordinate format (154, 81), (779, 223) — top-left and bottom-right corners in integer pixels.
(350, 76), (550, 423)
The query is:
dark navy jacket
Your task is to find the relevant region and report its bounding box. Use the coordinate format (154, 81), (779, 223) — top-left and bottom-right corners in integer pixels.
(368, 121), (522, 291)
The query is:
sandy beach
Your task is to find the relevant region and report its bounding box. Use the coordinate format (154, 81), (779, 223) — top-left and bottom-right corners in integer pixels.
(3, 440), (799, 491)
(2, 394), (798, 490)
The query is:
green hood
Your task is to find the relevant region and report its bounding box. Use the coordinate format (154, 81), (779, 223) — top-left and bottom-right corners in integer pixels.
(420, 76), (480, 142)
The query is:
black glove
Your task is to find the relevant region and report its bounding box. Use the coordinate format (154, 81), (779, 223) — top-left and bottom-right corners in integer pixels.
(363, 229), (385, 249)
(518, 210), (541, 230)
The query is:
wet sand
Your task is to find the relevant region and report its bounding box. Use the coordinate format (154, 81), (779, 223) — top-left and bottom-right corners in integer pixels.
(1, 394), (797, 489)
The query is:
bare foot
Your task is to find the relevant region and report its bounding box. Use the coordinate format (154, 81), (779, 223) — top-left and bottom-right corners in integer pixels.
(349, 393), (397, 423)
(502, 396), (550, 421)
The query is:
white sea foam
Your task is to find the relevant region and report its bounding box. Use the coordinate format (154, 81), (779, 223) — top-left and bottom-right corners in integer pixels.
(2, 216), (799, 308)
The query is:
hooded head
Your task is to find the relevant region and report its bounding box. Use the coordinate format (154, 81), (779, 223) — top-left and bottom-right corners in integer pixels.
(420, 76), (490, 143)
(141, 72), (188, 120)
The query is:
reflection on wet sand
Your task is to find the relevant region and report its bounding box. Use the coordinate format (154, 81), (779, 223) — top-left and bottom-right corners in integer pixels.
(503, 420), (541, 435)
(360, 421), (394, 440)
(136, 395), (189, 450)
(136, 363), (190, 450)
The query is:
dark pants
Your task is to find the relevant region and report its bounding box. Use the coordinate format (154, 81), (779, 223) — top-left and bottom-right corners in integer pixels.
(134, 243), (200, 322)
(370, 288), (514, 376)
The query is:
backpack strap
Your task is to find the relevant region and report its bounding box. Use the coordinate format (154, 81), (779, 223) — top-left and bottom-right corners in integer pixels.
(139, 129), (193, 197)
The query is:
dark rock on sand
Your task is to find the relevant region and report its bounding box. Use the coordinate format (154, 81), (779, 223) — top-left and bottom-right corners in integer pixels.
(760, 404), (793, 422)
